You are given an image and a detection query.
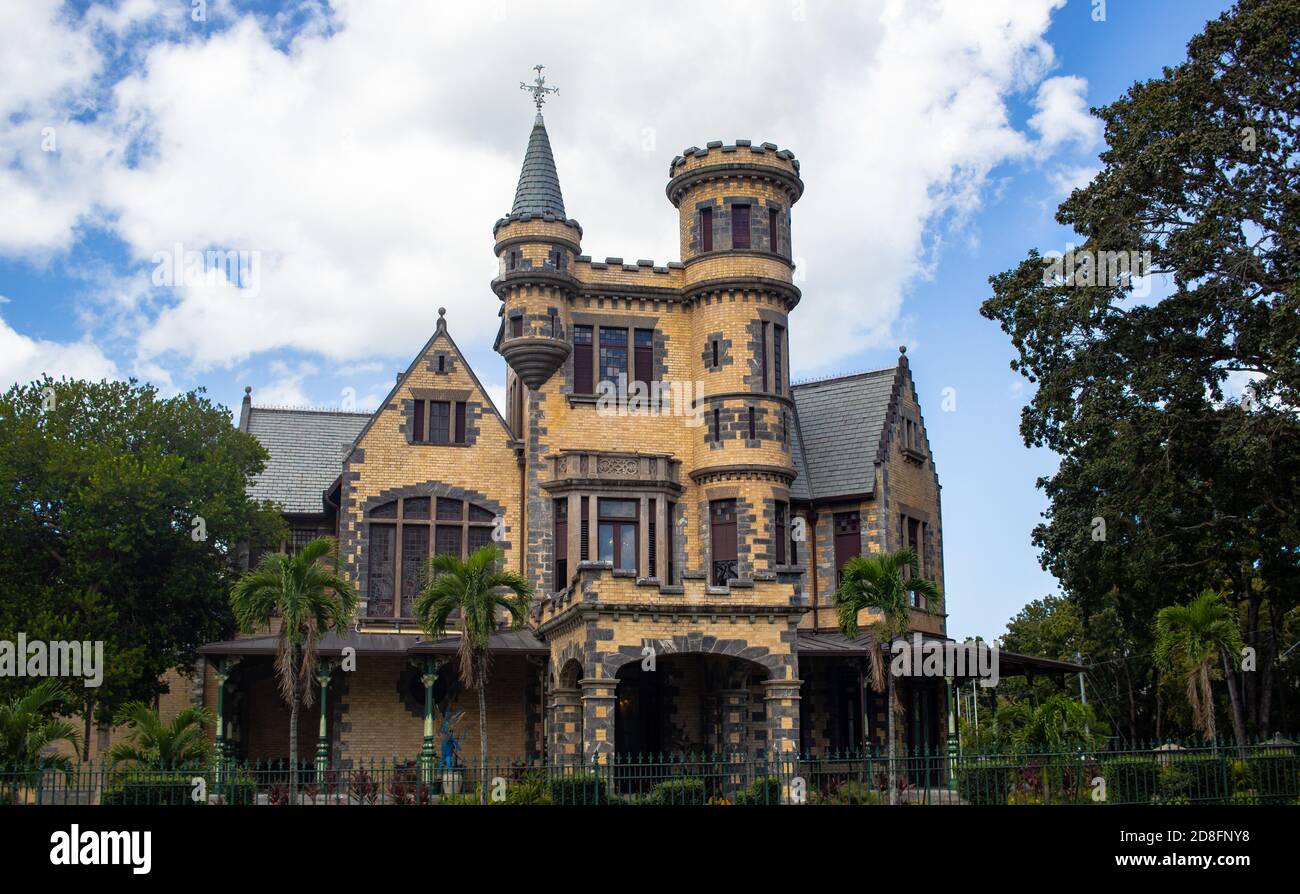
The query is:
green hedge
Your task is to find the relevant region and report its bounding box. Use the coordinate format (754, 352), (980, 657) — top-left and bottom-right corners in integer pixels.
(815, 780), (884, 805)
(547, 771), (608, 805)
(1100, 756), (1158, 804)
(102, 772), (207, 806)
(647, 777), (706, 805)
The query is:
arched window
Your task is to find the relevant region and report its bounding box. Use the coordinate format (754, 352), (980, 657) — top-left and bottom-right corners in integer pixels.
(366, 495), (498, 619)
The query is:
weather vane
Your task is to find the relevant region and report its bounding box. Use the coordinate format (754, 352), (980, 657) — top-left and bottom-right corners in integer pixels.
(520, 64), (558, 113)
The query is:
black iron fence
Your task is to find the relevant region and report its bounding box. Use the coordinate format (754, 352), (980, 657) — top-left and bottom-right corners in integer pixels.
(3, 740), (1297, 805)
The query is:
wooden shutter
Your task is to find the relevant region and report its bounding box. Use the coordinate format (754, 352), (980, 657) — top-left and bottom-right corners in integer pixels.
(769, 208), (780, 252)
(701, 207), (713, 252)
(634, 329), (654, 388)
(454, 401), (466, 443)
(710, 500), (738, 586)
(834, 511), (861, 586)
(412, 400), (425, 442)
(732, 204), (751, 250)
(573, 325), (593, 393)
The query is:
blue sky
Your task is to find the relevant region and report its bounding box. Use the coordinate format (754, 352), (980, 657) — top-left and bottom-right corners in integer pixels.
(0, 0), (1236, 640)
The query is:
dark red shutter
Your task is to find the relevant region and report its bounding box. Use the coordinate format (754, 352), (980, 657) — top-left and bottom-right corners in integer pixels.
(511, 316), (523, 338)
(412, 400), (425, 442)
(834, 511), (862, 587)
(701, 207), (713, 252)
(634, 329), (653, 388)
(573, 325), (593, 393)
(769, 208), (779, 252)
(732, 204), (750, 250)
(710, 500), (738, 586)
(454, 401), (466, 443)
(760, 321), (769, 391)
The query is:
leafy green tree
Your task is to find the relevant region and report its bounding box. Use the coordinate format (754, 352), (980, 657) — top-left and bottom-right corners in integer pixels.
(229, 538), (357, 801)
(981, 0), (1299, 739)
(1154, 589), (1246, 746)
(0, 377), (286, 733)
(0, 680), (81, 781)
(833, 547), (941, 805)
(106, 702), (216, 768)
(996, 694), (1106, 754)
(414, 545), (533, 805)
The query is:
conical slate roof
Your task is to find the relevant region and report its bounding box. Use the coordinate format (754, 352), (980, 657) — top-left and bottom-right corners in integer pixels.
(511, 114), (566, 218)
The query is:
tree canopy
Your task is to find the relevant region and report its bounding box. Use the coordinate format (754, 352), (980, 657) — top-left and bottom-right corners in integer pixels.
(0, 376), (285, 722)
(982, 0), (1299, 739)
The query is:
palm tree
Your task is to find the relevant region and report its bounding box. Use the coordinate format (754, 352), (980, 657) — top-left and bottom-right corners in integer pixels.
(833, 547), (941, 805)
(107, 702), (215, 768)
(414, 544), (533, 805)
(0, 680), (81, 781)
(1154, 589), (1245, 747)
(229, 537), (358, 801)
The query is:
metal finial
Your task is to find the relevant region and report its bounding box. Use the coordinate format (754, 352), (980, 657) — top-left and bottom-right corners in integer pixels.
(520, 64), (558, 113)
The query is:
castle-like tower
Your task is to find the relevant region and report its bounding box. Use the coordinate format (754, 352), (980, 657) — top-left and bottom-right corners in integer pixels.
(493, 77), (811, 762)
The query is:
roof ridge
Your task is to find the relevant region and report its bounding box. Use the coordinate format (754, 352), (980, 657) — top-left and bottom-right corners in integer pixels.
(250, 404), (373, 416)
(791, 366), (896, 389)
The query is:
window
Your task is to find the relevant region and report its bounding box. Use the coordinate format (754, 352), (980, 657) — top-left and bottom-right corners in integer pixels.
(597, 498), (638, 573)
(368, 523), (396, 617)
(554, 499), (568, 591)
(732, 204), (751, 250)
(833, 511), (861, 588)
(711, 340), (719, 369)
(437, 355), (446, 373)
(549, 249), (567, 270)
(508, 250), (520, 270)
(633, 329), (654, 389)
(430, 401), (450, 444)
(710, 500), (738, 586)
(455, 401), (466, 444)
(760, 321), (769, 391)
(599, 327), (628, 386)
(289, 528), (317, 554)
(512, 316), (524, 338)
(368, 496), (496, 618)
(769, 208), (780, 252)
(773, 325), (784, 395)
(701, 206), (713, 252)
(573, 325), (594, 393)
(782, 410), (789, 445)
(712, 408), (721, 442)
(789, 511), (799, 565)
(748, 406), (756, 441)
(774, 501), (787, 565)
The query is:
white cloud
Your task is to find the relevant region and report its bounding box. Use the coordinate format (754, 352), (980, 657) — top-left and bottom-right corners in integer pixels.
(1029, 75), (1101, 151)
(0, 0), (1085, 385)
(0, 314), (120, 387)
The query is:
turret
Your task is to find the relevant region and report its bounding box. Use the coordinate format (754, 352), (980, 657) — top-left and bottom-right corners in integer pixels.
(493, 104), (581, 390)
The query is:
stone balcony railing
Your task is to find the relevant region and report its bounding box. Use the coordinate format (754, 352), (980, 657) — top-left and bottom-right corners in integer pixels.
(547, 450), (682, 489)
(534, 560), (808, 630)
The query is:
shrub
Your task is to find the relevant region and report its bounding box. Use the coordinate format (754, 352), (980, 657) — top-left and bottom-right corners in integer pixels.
(102, 772), (205, 806)
(956, 760), (1013, 806)
(548, 771), (608, 805)
(220, 772), (258, 806)
(1100, 755), (1158, 804)
(1246, 751), (1300, 804)
(733, 775), (782, 806)
(505, 770), (551, 805)
(647, 777), (707, 805)
(818, 780), (884, 805)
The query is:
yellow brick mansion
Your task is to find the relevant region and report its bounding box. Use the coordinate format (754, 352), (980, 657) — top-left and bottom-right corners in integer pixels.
(123, 88), (1065, 773)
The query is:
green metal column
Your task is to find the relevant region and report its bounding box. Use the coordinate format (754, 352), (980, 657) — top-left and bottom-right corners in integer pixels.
(945, 677), (958, 792)
(213, 657), (239, 794)
(314, 661), (335, 776)
(419, 658), (440, 785)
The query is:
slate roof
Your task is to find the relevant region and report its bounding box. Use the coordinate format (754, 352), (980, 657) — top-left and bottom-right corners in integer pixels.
(790, 367), (899, 501)
(511, 114), (566, 218)
(244, 406), (370, 514)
